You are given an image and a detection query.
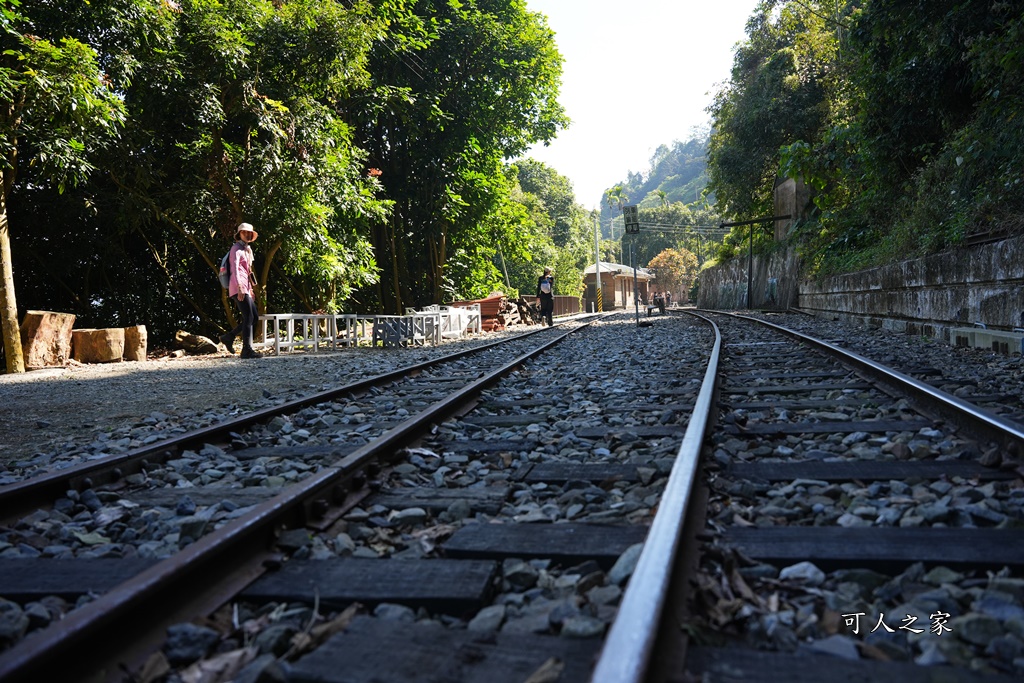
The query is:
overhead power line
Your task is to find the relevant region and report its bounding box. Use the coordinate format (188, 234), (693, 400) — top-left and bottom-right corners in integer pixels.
(637, 223), (728, 231)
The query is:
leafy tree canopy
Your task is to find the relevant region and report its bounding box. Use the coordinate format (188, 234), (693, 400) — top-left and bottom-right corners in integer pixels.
(647, 247), (699, 300)
(346, 0), (568, 312)
(708, 0), (1024, 276)
(2, 0), (571, 363)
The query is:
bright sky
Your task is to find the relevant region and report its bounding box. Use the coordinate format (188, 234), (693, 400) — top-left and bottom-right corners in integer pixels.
(522, 0), (760, 209)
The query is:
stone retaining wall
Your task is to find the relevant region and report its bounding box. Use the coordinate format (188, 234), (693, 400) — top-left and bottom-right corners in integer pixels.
(697, 234), (1024, 342)
(799, 235), (1024, 341)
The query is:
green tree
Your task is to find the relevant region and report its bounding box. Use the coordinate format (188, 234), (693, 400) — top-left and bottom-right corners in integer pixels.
(706, 0), (839, 221)
(504, 159), (589, 299)
(514, 158), (588, 251)
(0, 0), (133, 372)
(349, 0), (567, 312)
(106, 0), (389, 331)
(602, 184), (629, 262)
(768, 0), (1024, 273)
(647, 247), (699, 301)
(4, 0), (394, 347)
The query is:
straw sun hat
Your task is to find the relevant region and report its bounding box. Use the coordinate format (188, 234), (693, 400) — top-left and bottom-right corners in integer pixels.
(235, 223), (258, 240)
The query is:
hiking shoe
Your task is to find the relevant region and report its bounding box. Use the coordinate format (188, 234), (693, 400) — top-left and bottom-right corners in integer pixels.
(240, 348), (260, 359)
(219, 333), (235, 353)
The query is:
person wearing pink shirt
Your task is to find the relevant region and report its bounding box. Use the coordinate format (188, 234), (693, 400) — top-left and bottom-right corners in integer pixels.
(219, 223), (260, 359)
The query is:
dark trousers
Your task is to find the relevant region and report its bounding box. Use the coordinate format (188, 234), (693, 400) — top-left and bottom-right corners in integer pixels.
(539, 297), (553, 325)
(231, 293), (258, 351)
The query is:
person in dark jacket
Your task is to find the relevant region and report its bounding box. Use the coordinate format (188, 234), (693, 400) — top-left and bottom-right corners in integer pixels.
(219, 223), (260, 358)
(536, 266), (554, 326)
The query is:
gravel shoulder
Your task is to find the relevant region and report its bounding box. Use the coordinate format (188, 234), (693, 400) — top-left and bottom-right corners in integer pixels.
(0, 351), (329, 465)
(2, 311), (1021, 472)
(0, 338), (501, 470)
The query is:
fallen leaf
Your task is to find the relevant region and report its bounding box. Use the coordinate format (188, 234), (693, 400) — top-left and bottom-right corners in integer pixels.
(728, 566), (759, 603)
(283, 603), (361, 659)
(137, 651), (170, 683)
(409, 523), (458, 541)
(522, 657), (564, 683)
(732, 514), (755, 527)
(179, 647), (258, 683)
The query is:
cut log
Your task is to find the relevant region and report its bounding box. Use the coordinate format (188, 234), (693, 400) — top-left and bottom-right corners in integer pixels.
(503, 305), (521, 326)
(71, 328), (125, 363)
(174, 329), (219, 355)
(516, 297), (540, 325)
(123, 325), (147, 361)
(20, 310), (75, 368)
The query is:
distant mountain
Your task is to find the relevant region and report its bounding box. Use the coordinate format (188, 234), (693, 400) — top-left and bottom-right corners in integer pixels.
(600, 136), (711, 231)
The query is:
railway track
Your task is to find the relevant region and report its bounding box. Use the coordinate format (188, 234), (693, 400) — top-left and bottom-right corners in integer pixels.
(744, 309), (1024, 429)
(0, 311), (1022, 682)
(0, 317), (607, 679)
(677, 311), (1024, 683)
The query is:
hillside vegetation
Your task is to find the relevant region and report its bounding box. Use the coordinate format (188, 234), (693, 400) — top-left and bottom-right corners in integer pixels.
(601, 137), (711, 219)
(705, 0), (1024, 276)
(597, 136), (719, 274)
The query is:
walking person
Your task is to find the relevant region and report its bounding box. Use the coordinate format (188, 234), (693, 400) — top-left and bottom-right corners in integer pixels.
(536, 266), (555, 326)
(220, 223), (261, 359)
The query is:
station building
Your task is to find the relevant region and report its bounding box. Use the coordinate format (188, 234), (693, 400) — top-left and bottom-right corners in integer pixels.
(583, 261), (655, 312)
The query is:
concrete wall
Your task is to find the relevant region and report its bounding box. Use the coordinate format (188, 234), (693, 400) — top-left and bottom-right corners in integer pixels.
(800, 234), (1024, 340)
(697, 248), (801, 310)
(697, 234), (1024, 342)
(773, 177), (813, 240)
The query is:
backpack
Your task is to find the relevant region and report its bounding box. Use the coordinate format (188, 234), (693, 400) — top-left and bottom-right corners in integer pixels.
(540, 277), (552, 295)
(218, 250), (232, 289)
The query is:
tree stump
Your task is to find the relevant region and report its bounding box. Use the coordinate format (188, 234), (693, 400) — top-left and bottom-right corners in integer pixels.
(72, 328), (125, 363)
(123, 325), (147, 361)
(20, 311), (76, 368)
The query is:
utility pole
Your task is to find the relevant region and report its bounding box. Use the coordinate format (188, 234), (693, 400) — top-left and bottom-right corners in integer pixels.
(594, 215), (602, 313)
(623, 205), (640, 326)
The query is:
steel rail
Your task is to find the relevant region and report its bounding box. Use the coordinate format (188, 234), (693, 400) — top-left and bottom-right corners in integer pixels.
(0, 321), (594, 683)
(590, 312), (721, 683)
(718, 311), (1024, 450)
(591, 309), (1021, 683)
(0, 322), (592, 524)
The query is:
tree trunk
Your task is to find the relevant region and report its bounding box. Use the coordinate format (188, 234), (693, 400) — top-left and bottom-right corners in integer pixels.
(0, 181), (24, 373)
(370, 221), (386, 312)
(430, 223), (447, 304)
(388, 215), (403, 314)
(258, 239), (281, 317)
